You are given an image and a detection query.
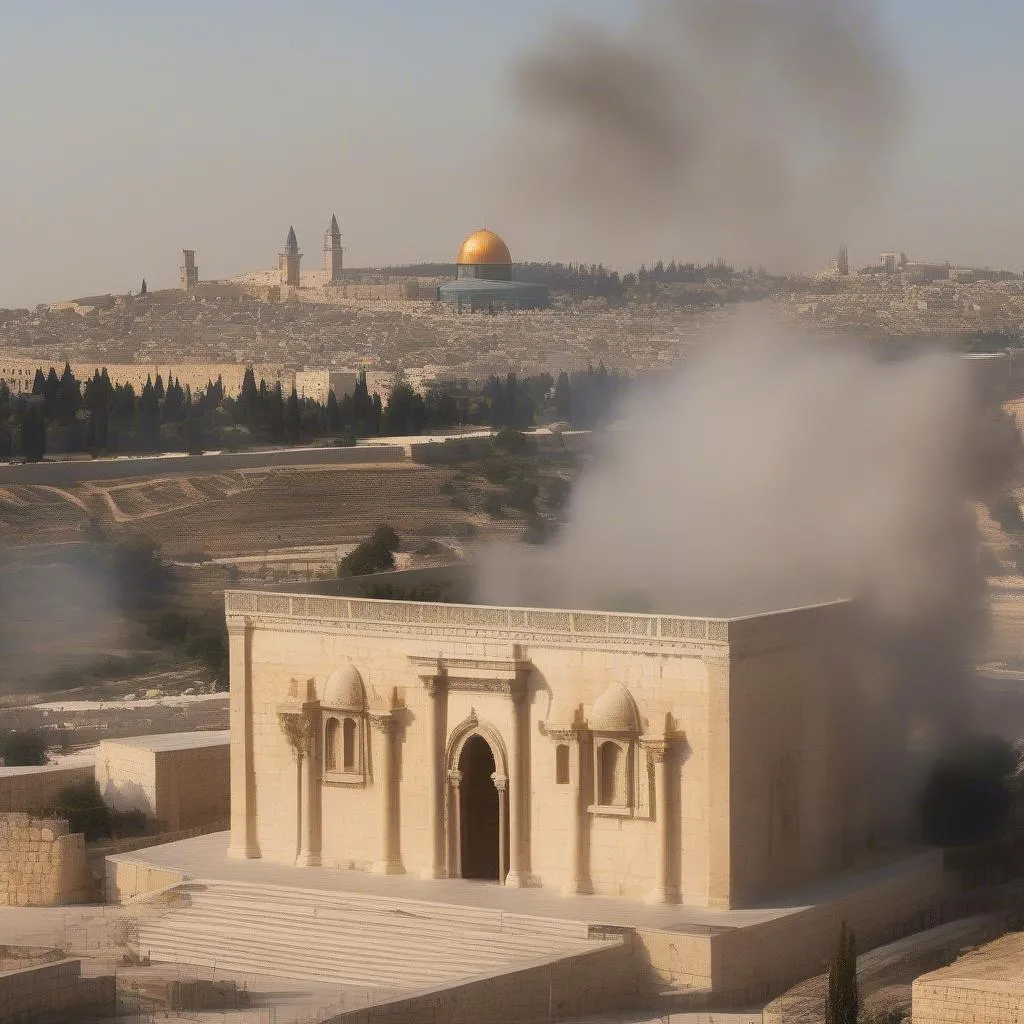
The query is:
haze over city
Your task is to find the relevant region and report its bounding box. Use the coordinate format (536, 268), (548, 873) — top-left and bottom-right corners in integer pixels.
(2, 0), (1024, 308)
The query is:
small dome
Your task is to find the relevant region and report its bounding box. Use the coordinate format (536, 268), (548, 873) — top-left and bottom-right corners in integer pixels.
(589, 684), (641, 733)
(457, 229), (512, 266)
(320, 664), (366, 710)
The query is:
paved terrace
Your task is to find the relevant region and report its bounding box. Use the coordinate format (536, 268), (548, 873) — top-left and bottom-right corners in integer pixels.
(112, 832), (938, 935)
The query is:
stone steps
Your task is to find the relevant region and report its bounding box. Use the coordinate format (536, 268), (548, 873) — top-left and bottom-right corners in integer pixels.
(188, 879), (593, 942)
(135, 881), (617, 991)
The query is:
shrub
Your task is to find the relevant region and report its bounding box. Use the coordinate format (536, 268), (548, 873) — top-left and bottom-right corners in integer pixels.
(544, 476), (573, 514)
(449, 493), (471, 511)
(482, 456), (512, 486)
(46, 779), (149, 842)
(438, 480), (457, 496)
(492, 428), (534, 456)
(0, 729), (48, 767)
(483, 492), (504, 518)
(453, 521), (477, 539)
(338, 524), (402, 577)
(505, 476), (540, 514)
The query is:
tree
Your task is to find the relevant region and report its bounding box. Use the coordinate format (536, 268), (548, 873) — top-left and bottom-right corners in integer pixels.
(825, 922), (858, 1024)
(20, 403), (46, 462)
(140, 278), (147, 295)
(285, 386), (302, 444)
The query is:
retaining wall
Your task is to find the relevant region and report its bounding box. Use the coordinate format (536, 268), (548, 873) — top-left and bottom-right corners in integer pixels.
(0, 813), (89, 907)
(321, 939), (640, 1024)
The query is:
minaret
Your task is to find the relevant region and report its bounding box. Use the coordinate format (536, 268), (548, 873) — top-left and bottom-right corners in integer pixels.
(278, 226), (302, 287)
(180, 250), (199, 291)
(323, 214), (344, 284)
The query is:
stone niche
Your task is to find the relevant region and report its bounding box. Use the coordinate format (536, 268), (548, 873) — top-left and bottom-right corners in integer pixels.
(0, 812), (89, 907)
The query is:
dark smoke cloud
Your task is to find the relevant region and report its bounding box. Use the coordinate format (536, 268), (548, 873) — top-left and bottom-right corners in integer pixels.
(507, 0), (908, 267)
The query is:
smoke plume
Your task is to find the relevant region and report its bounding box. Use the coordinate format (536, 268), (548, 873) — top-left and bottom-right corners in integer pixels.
(474, 314), (1022, 825)
(507, 0), (907, 267)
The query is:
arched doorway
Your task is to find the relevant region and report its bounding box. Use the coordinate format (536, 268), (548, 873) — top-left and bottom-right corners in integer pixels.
(458, 735), (503, 881)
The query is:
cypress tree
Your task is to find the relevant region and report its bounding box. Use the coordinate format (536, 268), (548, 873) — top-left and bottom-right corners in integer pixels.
(825, 922), (858, 1024)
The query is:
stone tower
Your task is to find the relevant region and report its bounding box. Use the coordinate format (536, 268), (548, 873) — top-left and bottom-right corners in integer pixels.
(180, 250), (199, 291)
(278, 227), (302, 287)
(323, 214), (344, 284)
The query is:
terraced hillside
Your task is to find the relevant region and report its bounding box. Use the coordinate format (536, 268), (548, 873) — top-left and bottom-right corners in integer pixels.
(0, 464), (514, 557)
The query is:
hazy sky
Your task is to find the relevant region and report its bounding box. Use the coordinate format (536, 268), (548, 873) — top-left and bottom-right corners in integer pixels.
(1, 0), (1022, 308)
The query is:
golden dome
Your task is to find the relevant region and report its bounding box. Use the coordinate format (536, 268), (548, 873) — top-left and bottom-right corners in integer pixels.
(457, 229), (512, 266)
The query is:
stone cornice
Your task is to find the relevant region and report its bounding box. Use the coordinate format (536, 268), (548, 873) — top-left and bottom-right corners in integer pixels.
(409, 653), (531, 697)
(224, 590), (734, 651)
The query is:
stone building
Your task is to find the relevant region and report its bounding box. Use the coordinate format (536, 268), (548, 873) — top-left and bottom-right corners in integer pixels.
(438, 230), (550, 313)
(278, 227), (302, 287)
(180, 249), (199, 292)
(226, 578), (866, 910)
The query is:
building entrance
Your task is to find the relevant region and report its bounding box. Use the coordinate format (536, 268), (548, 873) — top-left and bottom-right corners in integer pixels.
(458, 735), (503, 881)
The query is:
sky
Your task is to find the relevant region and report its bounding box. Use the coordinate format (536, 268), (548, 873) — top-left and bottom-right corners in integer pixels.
(0, 0), (1022, 308)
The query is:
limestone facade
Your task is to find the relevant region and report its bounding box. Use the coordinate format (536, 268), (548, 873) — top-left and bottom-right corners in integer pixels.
(226, 590), (865, 909)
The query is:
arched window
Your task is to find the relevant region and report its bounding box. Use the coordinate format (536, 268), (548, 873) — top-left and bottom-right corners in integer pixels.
(324, 718), (340, 771)
(597, 741), (624, 806)
(555, 744), (570, 785)
(342, 718), (357, 771)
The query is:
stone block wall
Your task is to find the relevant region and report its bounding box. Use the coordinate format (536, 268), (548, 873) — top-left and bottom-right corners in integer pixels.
(0, 813), (89, 907)
(0, 958), (114, 1024)
(0, 765), (94, 815)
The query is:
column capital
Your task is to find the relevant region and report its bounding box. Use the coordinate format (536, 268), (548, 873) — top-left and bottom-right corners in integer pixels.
(546, 725), (582, 744)
(278, 708), (316, 757)
(491, 772), (508, 792)
(368, 711), (396, 734)
(226, 615), (253, 637)
(641, 738), (672, 763)
(447, 768), (463, 787)
(423, 672), (447, 698)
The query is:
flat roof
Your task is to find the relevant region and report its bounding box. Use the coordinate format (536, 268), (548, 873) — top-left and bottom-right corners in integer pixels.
(100, 730), (229, 753)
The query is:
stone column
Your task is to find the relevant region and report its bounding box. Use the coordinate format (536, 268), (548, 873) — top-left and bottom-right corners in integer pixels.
(227, 616), (260, 860)
(422, 673), (447, 879)
(278, 709), (316, 867)
(371, 713), (403, 875)
(644, 739), (678, 904)
(505, 681), (529, 887)
(550, 727), (585, 896)
(297, 711), (321, 867)
(493, 773), (508, 886)
(447, 769), (463, 878)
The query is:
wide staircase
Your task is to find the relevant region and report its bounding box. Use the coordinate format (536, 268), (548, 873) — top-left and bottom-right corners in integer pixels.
(134, 880), (623, 994)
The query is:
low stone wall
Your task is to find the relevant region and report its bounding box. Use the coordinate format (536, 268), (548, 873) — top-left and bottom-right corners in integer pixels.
(321, 939), (640, 1024)
(0, 958), (114, 1024)
(0, 813), (89, 907)
(88, 820), (227, 901)
(637, 851), (947, 1007)
(0, 764), (94, 815)
(104, 856), (187, 904)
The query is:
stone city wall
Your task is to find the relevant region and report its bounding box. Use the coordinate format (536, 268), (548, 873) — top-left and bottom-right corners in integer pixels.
(0, 764), (94, 815)
(0, 958), (114, 1024)
(0, 813), (89, 907)
(321, 939), (641, 1024)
